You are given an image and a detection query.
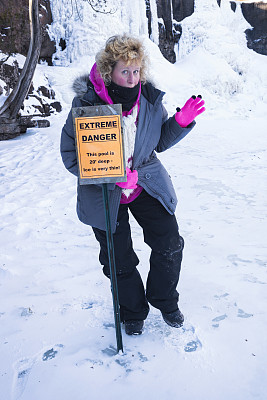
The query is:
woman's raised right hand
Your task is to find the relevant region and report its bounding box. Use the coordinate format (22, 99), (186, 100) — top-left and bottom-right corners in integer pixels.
(175, 95), (205, 127)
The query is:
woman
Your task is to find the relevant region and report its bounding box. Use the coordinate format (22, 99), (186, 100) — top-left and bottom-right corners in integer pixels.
(60, 34), (205, 335)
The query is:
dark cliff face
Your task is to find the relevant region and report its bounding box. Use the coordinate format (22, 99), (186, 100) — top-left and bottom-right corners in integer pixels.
(0, 0), (267, 66)
(149, 0), (267, 62)
(241, 1), (267, 28)
(0, 0), (30, 56)
(218, 1), (267, 56)
(0, 0), (55, 64)
(146, 0), (194, 63)
(241, 2), (267, 56)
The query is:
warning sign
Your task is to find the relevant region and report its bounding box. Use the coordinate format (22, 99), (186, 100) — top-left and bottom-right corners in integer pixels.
(73, 105), (126, 185)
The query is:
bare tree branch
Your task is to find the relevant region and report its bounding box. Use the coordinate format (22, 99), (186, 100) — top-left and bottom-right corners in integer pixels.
(86, 0), (118, 15)
(0, 0), (42, 119)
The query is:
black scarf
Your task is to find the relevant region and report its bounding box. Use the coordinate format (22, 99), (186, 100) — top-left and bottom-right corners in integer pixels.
(107, 81), (140, 112)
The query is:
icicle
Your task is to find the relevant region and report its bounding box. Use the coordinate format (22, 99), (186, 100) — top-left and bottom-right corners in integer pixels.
(127, 0), (148, 36)
(150, 0), (159, 45)
(138, 0), (149, 36)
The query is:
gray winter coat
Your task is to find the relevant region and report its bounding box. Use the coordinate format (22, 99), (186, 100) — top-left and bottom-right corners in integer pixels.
(60, 76), (196, 232)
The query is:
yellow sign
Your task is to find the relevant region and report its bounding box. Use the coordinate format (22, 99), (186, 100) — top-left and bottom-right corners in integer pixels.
(75, 114), (125, 183)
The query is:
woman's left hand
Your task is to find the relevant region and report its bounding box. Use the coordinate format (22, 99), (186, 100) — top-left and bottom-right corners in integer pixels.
(175, 95), (205, 127)
(116, 167), (138, 189)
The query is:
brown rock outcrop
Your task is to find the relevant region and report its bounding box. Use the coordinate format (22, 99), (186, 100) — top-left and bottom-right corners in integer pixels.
(146, 0), (194, 63)
(0, 0), (55, 64)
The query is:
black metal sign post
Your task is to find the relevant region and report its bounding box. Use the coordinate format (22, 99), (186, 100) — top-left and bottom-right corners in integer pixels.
(72, 104), (125, 354)
(102, 183), (123, 353)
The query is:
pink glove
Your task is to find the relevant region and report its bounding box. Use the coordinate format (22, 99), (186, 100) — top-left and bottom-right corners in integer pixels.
(175, 95), (205, 127)
(116, 167), (138, 189)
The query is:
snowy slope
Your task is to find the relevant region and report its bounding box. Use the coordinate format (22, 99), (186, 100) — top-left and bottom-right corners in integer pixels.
(1, 1), (267, 399)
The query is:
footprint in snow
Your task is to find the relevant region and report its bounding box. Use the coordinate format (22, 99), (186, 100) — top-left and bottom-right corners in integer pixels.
(12, 358), (36, 400)
(100, 346), (149, 374)
(42, 348), (58, 361)
(237, 309), (253, 318)
(211, 308), (253, 328)
(212, 313), (228, 328)
(12, 344), (64, 399)
(164, 323), (202, 353)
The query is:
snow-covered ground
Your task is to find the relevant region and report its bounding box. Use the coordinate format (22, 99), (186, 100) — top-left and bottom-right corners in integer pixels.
(1, 1), (267, 399)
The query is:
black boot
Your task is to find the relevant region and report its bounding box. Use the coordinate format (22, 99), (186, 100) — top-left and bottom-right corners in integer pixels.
(124, 320), (144, 335)
(161, 308), (184, 328)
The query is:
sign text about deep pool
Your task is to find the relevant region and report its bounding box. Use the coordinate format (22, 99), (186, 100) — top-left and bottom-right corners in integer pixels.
(83, 150), (119, 172)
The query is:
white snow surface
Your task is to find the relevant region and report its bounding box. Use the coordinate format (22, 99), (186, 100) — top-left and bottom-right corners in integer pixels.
(1, 2), (267, 399)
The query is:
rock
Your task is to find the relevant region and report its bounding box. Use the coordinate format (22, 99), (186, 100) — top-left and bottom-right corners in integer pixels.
(0, 0), (56, 64)
(158, 22), (182, 64)
(0, 0), (30, 56)
(146, 0), (193, 63)
(245, 28), (267, 56)
(241, 2), (267, 30)
(50, 101), (62, 113)
(230, 2), (237, 12)
(0, 60), (20, 94)
(39, 0), (56, 65)
(172, 0), (194, 22)
(218, 1), (267, 56)
(27, 93), (62, 116)
(241, 2), (267, 56)
(37, 85), (55, 99)
(0, 115), (27, 140)
(157, 0), (194, 63)
(0, 115), (50, 140)
(35, 119), (50, 128)
(0, 58), (62, 117)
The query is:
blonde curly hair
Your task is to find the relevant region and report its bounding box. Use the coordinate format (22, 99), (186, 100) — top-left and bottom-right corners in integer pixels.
(95, 34), (148, 85)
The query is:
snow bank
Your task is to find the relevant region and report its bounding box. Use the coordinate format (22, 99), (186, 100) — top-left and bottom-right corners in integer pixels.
(47, 0), (267, 119)
(175, 0), (267, 117)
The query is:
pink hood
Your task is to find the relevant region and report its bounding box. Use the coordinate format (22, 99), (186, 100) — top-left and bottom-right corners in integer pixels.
(89, 63), (141, 117)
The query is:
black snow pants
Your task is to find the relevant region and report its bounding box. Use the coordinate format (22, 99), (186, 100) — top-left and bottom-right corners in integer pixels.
(92, 189), (184, 322)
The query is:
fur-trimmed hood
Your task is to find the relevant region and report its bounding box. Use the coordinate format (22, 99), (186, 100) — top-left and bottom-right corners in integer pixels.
(72, 74), (91, 98)
(73, 63), (114, 106)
